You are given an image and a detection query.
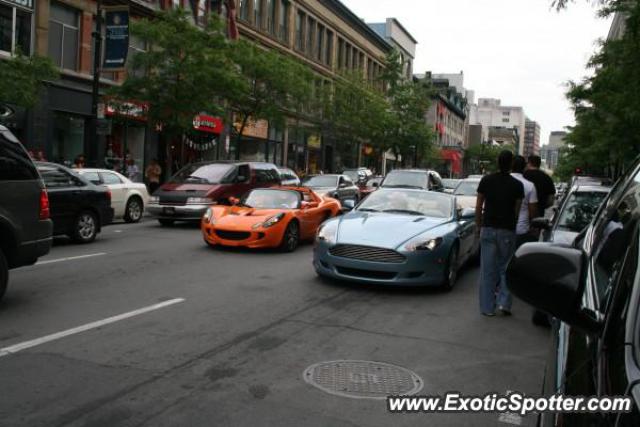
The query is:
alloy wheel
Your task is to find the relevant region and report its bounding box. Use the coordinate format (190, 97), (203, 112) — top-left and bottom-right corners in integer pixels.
(78, 214), (96, 240)
(127, 199), (142, 222)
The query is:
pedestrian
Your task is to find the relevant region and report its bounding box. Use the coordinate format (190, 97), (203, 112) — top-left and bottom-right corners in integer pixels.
(126, 157), (140, 182)
(475, 150), (524, 317)
(145, 159), (162, 194)
(73, 154), (85, 169)
(511, 155), (539, 248)
(523, 155), (556, 218)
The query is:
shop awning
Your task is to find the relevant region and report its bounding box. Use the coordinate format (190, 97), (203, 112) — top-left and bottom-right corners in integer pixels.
(441, 149), (462, 175)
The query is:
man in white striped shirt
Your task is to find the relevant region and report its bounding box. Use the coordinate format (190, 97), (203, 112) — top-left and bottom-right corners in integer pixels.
(511, 155), (539, 248)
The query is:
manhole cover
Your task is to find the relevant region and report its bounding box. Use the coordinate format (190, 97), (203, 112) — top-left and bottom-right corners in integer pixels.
(303, 360), (423, 399)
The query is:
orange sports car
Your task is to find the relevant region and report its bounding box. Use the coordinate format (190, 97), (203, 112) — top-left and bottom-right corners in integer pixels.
(201, 187), (341, 252)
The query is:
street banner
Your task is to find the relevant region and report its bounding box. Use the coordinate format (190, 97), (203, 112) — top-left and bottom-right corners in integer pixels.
(103, 7), (130, 71)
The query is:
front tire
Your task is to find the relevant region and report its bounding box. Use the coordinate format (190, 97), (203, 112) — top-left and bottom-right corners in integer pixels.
(279, 221), (299, 252)
(71, 211), (98, 243)
(0, 249), (8, 302)
(441, 247), (458, 291)
(124, 197), (143, 223)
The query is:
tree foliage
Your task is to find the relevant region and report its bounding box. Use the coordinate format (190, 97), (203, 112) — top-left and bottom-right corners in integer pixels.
(0, 53), (57, 108)
(556, 0), (640, 179)
(465, 143), (515, 174)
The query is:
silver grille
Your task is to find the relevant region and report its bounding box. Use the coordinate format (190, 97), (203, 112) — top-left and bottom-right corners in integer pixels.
(329, 245), (406, 263)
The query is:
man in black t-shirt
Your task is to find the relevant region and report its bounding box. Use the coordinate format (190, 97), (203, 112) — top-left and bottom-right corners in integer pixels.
(475, 150), (524, 316)
(523, 155), (555, 218)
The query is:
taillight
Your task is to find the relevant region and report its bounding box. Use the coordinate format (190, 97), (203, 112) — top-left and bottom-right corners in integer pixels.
(39, 189), (50, 220)
(106, 190), (112, 201)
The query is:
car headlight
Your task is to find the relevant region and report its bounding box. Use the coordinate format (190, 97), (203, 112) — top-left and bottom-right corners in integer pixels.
(203, 207), (214, 224)
(187, 197), (215, 205)
(252, 213), (285, 229)
(149, 196), (159, 204)
(317, 220), (339, 244)
(404, 236), (444, 252)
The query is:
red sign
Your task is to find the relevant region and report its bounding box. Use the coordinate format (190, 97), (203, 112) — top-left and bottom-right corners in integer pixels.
(193, 114), (223, 134)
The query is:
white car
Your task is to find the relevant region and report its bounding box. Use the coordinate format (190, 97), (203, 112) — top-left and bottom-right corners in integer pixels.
(77, 168), (149, 223)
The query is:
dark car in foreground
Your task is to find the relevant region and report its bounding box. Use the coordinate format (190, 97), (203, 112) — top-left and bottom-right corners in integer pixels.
(147, 161), (281, 225)
(36, 162), (113, 243)
(0, 126), (52, 301)
(381, 169), (444, 192)
(302, 174), (359, 204)
(314, 189), (477, 289)
(507, 162), (640, 425)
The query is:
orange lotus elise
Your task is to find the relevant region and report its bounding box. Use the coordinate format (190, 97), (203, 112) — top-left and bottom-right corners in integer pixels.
(201, 187), (341, 252)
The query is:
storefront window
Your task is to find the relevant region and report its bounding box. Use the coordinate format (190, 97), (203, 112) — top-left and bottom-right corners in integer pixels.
(48, 1), (79, 71)
(52, 112), (85, 166)
(0, 1), (32, 55)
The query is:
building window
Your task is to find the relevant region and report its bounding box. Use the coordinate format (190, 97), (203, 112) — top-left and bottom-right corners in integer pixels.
(127, 34), (147, 78)
(337, 38), (344, 69)
(265, 0), (276, 34)
(502, 111), (510, 116)
(253, 0), (262, 28)
(277, 0), (288, 42)
(48, 1), (79, 71)
(315, 24), (323, 62)
(306, 16), (315, 57)
(294, 10), (304, 52)
(502, 118), (509, 123)
(325, 30), (333, 66)
(0, 2), (32, 55)
(238, 0), (249, 21)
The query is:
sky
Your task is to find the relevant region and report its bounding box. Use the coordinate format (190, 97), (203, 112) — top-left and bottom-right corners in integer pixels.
(341, 0), (612, 146)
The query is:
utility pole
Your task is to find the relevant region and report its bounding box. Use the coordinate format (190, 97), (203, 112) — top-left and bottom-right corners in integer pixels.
(89, 0), (103, 165)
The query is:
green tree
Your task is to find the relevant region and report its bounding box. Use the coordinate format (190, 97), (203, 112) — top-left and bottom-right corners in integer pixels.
(556, 0), (640, 179)
(227, 39), (314, 159)
(465, 143), (515, 174)
(0, 53), (57, 108)
(111, 9), (243, 139)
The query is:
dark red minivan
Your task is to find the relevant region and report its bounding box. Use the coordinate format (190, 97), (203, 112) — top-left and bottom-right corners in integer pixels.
(147, 161), (281, 226)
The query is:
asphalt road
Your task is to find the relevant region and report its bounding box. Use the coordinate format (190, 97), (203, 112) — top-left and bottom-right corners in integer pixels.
(1, 219), (549, 427)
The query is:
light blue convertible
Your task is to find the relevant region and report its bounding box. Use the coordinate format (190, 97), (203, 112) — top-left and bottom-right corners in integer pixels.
(313, 189), (479, 289)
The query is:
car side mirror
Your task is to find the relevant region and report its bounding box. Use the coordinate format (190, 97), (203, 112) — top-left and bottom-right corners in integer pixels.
(229, 197), (240, 205)
(460, 208), (475, 220)
(531, 217), (551, 230)
(507, 243), (601, 334)
(341, 199), (355, 212)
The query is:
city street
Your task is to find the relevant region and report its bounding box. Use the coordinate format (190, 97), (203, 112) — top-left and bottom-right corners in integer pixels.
(1, 220), (549, 427)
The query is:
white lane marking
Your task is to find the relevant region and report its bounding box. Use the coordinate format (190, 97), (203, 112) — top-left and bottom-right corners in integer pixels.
(0, 298), (185, 357)
(114, 230), (123, 233)
(35, 253), (107, 265)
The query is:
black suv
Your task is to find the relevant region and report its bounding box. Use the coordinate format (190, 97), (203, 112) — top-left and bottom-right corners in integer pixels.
(0, 126), (53, 300)
(508, 160), (640, 425)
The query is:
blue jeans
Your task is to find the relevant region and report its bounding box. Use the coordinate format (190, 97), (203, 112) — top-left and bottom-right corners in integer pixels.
(479, 227), (516, 314)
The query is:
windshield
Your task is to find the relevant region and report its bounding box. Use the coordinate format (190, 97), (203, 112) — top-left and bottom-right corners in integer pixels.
(557, 191), (608, 232)
(454, 181), (480, 196)
(442, 179), (459, 189)
(303, 175), (338, 188)
(357, 190), (452, 218)
(242, 189), (301, 209)
(170, 163), (234, 184)
(382, 172), (427, 189)
(343, 170), (360, 182)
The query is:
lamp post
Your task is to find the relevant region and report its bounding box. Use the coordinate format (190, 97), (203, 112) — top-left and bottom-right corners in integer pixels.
(89, 0), (103, 166)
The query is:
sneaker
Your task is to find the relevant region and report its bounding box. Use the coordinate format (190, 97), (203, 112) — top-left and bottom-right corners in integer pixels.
(481, 312), (495, 317)
(498, 307), (512, 316)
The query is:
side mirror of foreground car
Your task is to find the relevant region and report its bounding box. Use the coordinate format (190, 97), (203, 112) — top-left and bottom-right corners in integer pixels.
(507, 243), (601, 335)
(341, 199), (355, 212)
(459, 208), (475, 220)
(531, 217), (551, 230)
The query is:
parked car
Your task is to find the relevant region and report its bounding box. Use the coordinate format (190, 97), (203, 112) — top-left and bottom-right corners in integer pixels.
(380, 169), (444, 192)
(202, 187), (341, 252)
(0, 126), (53, 301)
(36, 162), (113, 243)
(77, 168), (149, 223)
(342, 168), (373, 186)
(277, 167), (301, 186)
(359, 176), (384, 197)
(147, 161), (281, 226)
(442, 178), (461, 194)
(452, 178), (481, 209)
(314, 189), (478, 289)
(507, 161), (640, 426)
(301, 174), (359, 204)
